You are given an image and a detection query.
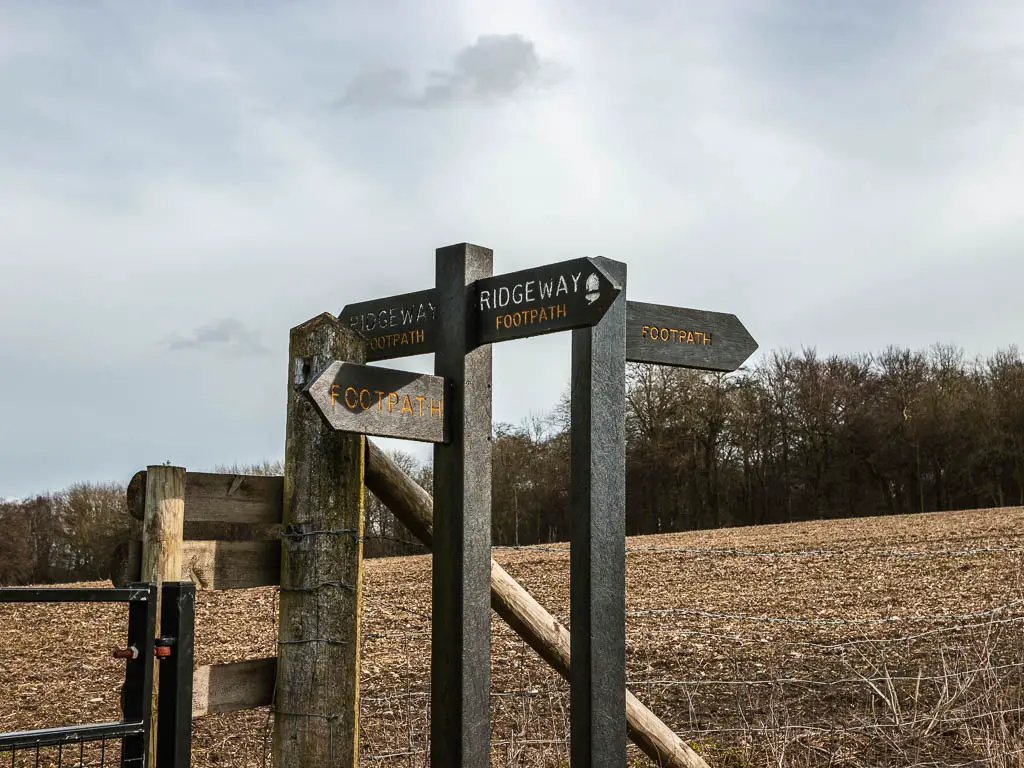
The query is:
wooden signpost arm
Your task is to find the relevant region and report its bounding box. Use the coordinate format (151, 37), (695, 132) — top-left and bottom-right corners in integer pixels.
(364, 441), (710, 768)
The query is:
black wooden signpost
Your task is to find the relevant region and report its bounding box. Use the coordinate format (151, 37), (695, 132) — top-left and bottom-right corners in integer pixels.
(342, 294), (756, 372)
(475, 257), (620, 345)
(625, 301), (758, 371)
(331, 243), (758, 768)
(341, 288), (438, 361)
(305, 360), (447, 443)
(432, 243), (494, 768)
(570, 257), (627, 766)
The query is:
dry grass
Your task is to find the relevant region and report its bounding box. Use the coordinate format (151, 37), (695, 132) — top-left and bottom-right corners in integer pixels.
(3, 506), (1024, 766)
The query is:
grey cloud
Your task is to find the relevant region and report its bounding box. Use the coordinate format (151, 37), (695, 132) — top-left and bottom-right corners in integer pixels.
(167, 318), (269, 356)
(339, 35), (561, 109)
(338, 67), (414, 108)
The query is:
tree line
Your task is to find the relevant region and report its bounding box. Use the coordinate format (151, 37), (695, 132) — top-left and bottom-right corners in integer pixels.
(488, 344), (1024, 544)
(3, 344), (1022, 584)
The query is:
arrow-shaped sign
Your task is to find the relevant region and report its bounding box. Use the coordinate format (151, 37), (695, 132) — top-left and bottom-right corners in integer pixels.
(475, 257), (620, 345)
(624, 301), (757, 372)
(339, 257), (621, 360)
(339, 269), (757, 372)
(305, 360), (448, 443)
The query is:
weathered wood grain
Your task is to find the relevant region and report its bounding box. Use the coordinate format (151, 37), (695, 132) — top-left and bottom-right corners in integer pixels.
(275, 314), (365, 768)
(363, 441), (709, 768)
(432, 242), (494, 767)
(140, 465), (185, 767)
(181, 541), (280, 590)
(192, 658), (276, 717)
(306, 361), (448, 443)
(127, 471), (283, 526)
(570, 256), (628, 766)
(625, 301), (757, 371)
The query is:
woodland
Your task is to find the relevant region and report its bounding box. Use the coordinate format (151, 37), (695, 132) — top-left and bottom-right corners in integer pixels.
(2, 344), (1023, 584)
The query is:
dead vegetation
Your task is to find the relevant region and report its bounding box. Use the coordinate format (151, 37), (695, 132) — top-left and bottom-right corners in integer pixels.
(3, 506), (1024, 767)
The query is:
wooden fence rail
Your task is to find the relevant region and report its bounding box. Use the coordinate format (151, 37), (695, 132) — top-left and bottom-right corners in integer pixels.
(119, 441), (708, 768)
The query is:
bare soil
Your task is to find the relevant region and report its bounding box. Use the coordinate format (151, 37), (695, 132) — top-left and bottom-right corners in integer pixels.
(3, 507), (1024, 767)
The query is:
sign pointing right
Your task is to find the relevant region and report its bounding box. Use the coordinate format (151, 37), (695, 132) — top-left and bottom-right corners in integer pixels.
(625, 301), (758, 372)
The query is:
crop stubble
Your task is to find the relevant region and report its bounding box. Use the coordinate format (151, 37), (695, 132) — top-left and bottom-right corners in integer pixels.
(2, 506), (1023, 766)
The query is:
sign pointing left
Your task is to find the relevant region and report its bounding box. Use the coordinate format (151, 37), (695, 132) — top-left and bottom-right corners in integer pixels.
(305, 361), (448, 443)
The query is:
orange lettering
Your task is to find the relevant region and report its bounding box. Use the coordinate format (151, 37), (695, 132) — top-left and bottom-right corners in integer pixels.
(344, 386), (358, 409)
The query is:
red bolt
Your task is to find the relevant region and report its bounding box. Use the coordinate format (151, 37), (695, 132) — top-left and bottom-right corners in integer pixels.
(112, 646), (139, 660)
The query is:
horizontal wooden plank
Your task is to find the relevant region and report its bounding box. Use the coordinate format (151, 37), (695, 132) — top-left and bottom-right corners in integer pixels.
(182, 540), (280, 590)
(193, 658), (276, 718)
(127, 470), (283, 526)
(183, 521), (281, 543)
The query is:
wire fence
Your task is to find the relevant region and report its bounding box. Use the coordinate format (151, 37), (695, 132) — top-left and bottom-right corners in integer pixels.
(352, 535), (1024, 767)
(5, 526), (1023, 767)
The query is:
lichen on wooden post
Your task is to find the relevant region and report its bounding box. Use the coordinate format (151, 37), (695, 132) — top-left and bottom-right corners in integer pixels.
(274, 313), (366, 768)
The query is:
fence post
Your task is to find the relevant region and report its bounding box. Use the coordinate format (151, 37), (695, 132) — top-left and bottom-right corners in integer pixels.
(140, 465), (186, 766)
(156, 581), (195, 768)
(274, 313), (365, 768)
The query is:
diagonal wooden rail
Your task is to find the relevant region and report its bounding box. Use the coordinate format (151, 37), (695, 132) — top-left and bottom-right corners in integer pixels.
(121, 445), (709, 767)
(364, 440), (710, 768)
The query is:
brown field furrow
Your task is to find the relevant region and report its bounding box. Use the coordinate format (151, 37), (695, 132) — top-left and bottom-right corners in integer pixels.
(3, 506), (1024, 766)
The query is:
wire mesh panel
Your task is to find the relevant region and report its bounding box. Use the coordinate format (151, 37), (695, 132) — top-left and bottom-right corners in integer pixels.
(2, 730), (131, 768)
(0, 585), (156, 768)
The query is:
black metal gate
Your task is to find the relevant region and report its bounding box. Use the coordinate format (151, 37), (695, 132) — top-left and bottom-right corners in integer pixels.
(0, 581), (194, 768)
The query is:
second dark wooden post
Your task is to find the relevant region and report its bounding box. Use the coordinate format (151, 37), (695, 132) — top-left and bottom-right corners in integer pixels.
(274, 314), (366, 768)
(432, 243), (494, 767)
(570, 256), (627, 767)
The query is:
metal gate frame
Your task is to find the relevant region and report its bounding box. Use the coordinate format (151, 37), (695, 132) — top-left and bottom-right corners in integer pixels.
(0, 581), (195, 768)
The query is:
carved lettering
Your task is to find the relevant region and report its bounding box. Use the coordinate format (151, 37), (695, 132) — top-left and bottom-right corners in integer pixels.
(640, 324), (713, 346)
(493, 304), (569, 331)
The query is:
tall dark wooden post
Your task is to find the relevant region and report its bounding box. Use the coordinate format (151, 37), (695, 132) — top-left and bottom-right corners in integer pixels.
(432, 243), (494, 767)
(570, 256), (627, 767)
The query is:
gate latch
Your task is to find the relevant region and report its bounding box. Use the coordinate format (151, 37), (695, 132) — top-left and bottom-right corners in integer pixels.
(154, 636), (177, 659)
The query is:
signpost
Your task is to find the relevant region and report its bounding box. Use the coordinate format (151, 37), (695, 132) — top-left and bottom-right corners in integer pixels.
(332, 245), (758, 768)
(475, 257), (620, 345)
(431, 243), (494, 768)
(342, 295), (756, 372)
(570, 257), (627, 767)
(340, 288), (438, 361)
(625, 301), (758, 371)
(305, 361), (447, 443)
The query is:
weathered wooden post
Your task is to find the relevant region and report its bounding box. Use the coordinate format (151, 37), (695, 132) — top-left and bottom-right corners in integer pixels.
(570, 257), (627, 767)
(432, 243), (494, 767)
(140, 464), (186, 766)
(274, 314), (366, 768)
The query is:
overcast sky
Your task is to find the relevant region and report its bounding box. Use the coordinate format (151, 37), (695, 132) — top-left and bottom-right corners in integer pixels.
(2, 1), (1023, 498)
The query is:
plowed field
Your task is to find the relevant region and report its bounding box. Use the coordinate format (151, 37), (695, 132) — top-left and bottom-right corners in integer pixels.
(3, 507), (1024, 767)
